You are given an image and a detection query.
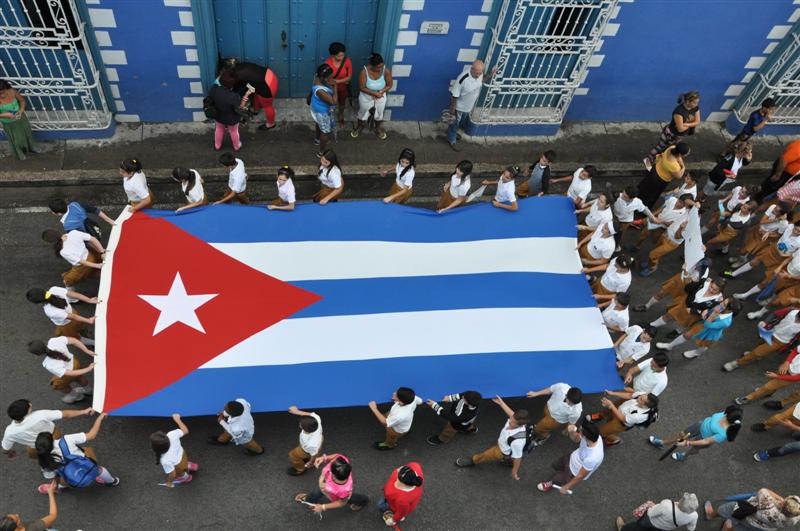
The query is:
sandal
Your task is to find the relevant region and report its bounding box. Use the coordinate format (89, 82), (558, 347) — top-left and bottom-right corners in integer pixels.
(295, 493), (308, 503)
(377, 129), (388, 140)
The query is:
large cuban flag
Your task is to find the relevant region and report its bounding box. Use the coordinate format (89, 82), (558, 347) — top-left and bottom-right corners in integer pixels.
(93, 198), (621, 416)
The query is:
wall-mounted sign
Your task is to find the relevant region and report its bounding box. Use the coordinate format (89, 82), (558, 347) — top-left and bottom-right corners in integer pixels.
(420, 21), (450, 35)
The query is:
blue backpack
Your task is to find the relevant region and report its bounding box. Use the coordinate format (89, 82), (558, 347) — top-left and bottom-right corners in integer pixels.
(57, 438), (100, 487)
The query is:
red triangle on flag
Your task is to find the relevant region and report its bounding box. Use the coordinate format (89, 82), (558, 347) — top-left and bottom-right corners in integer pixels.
(102, 212), (322, 412)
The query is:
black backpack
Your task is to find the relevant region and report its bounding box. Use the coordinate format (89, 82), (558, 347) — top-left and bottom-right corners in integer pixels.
(507, 425), (537, 456)
(203, 86), (219, 120)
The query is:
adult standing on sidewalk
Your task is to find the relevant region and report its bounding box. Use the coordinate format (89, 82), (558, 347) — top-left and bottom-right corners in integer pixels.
(351, 53), (393, 140)
(755, 139), (800, 203)
(221, 58), (279, 131)
(0, 79), (36, 160)
(211, 71), (253, 152)
(446, 60), (497, 151)
(324, 42), (353, 128)
(310, 64), (337, 154)
(644, 91), (700, 170)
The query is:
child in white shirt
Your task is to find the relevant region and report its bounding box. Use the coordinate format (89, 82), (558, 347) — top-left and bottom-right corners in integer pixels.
(287, 405), (324, 475)
(369, 387), (423, 450)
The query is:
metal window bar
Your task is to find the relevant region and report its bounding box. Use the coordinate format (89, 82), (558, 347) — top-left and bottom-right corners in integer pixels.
(731, 22), (800, 126)
(0, 0), (111, 131)
(474, 0), (618, 125)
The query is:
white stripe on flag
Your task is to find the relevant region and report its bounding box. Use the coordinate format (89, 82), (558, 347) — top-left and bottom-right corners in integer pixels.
(212, 237), (579, 281)
(201, 307), (611, 369)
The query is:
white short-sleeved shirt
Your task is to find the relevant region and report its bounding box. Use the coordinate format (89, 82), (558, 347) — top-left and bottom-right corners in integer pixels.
(228, 159), (247, 193)
(773, 310), (800, 344)
(778, 225), (800, 255)
(318, 166), (343, 189)
(675, 182), (697, 199)
(546, 383), (583, 425)
(497, 420), (527, 459)
(299, 413), (323, 455)
(396, 164), (415, 189)
(585, 201), (613, 229)
(449, 174), (471, 198)
(666, 217), (687, 244)
(587, 225), (615, 259)
(43, 286), (72, 326)
(613, 195), (648, 222)
(726, 186), (748, 211)
(386, 396), (423, 434)
(793, 402), (800, 421)
(761, 205), (789, 234)
(182, 171), (205, 203)
(159, 429), (185, 474)
(648, 499), (698, 531)
(602, 303), (629, 331)
(218, 398), (255, 445)
(123, 171), (149, 202)
(617, 325), (650, 362)
(567, 168), (591, 203)
(600, 258), (631, 293)
(2, 410), (62, 450)
(60, 230), (91, 266)
(634, 360), (668, 396)
(42, 432), (88, 479)
(788, 250), (800, 278)
(619, 394), (651, 427)
(42, 336), (73, 378)
(278, 178), (296, 204)
(450, 68), (483, 113)
(656, 197), (687, 226)
(569, 437), (604, 479)
(494, 179), (517, 204)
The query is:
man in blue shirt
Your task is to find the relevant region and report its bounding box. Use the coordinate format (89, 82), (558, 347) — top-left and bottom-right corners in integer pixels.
(734, 98), (774, 142)
(49, 198), (114, 238)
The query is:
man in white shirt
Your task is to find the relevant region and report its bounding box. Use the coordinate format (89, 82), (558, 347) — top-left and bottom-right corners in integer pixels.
(287, 405), (323, 475)
(447, 60), (497, 151)
(623, 353), (670, 397)
(455, 396), (530, 481)
(526, 383), (583, 443)
(208, 398), (263, 455)
(615, 325), (655, 367)
(537, 420), (603, 494)
(2, 399), (92, 459)
(369, 387), (423, 450)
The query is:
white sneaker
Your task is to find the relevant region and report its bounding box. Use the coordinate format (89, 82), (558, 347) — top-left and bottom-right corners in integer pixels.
(73, 385), (93, 396)
(733, 292), (749, 300)
(643, 158), (652, 172)
(748, 309), (767, 320)
(758, 295), (774, 307)
(61, 389), (85, 404)
(655, 342), (671, 350)
(723, 360), (740, 372)
(683, 350), (701, 359)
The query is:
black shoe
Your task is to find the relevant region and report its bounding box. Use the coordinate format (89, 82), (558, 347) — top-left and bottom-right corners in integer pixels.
(666, 330), (681, 340)
(633, 304), (647, 312)
(751, 423), (767, 432)
(244, 447), (264, 456)
(426, 436), (443, 446)
(258, 123), (276, 131)
(207, 435), (228, 446)
(448, 142), (461, 152)
(763, 400), (784, 411)
(286, 467), (305, 476)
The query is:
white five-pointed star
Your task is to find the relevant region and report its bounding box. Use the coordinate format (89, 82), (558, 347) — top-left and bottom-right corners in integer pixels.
(138, 272), (218, 336)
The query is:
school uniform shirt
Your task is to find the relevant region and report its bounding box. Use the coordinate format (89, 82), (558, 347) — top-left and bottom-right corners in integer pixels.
(617, 325), (651, 362)
(1, 410), (62, 450)
(600, 258), (631, 293)
(568, 436), (604, 479)
(567, 168), (591, 203)
(449, 174), (471, 198)
(59, 230), (91, 266)
(318, 166), (343, 189)
(494, 179), (517, 204)
(794, 402), (800, 421)
(652, 196), (687, 228)
(182, 171), (205, 203)
(546, 383), (583, 425)
(396, 164), (415, 189)
(159, 429), (186, 474)
(760, 204), (789, 235)
(777, 225), (800, 255)
(497, 420), (527, 459)
(773, 310), (800, 344)
(602, 303), (629, 331)
(42, 336), (73, 378)
(386, 396), (424, 434)
(787, 250), (800, 277)
(725, 186), (749, 211)
(218, 398), (255, 445)
(299, 413), (323, 455)
(666, 217), (687, 245)
(43, 432), (87, 479)
(585, 201), (613, 229)
(618, 393), (651, 427)
(587, 225), (615, 260)
(123, 171), (149, 203)
(613, 194), (650, 223)
(228, 159), (247, 193)
(43, 286), (72, 326)
(647, 500), (698, 531)
(675, 181), (697, 199)
(450, 68), (483, 113)
(633, 360), (668, 396)
(727, 210), (752, 230)
(278, 178), (296, 203)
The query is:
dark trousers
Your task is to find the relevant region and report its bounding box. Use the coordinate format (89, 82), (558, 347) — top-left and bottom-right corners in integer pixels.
(621, 514), (656, 530)
(549, 453), (575, 485)
(767, 432), (800, 458)
(306, 487), (369, 508)
(755, 163), (793, 203)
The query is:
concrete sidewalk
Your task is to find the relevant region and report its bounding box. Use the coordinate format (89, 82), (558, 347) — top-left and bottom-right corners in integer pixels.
(0, 119), (793, 186)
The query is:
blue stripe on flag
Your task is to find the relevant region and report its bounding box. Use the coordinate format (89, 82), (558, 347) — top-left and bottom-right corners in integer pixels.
(111, 348), (622, 416)
(290, 273), (595, 318)
(144, 197), (578, 243)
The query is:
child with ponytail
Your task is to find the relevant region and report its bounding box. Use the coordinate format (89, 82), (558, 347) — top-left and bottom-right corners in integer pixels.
(28, 337), (95, 403)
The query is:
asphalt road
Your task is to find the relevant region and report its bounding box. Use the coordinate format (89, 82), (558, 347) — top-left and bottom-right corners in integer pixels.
(1, 207), (798, 531)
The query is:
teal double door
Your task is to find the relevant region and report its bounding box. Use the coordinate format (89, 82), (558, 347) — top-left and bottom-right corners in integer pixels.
(213, 0), (380, 97)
